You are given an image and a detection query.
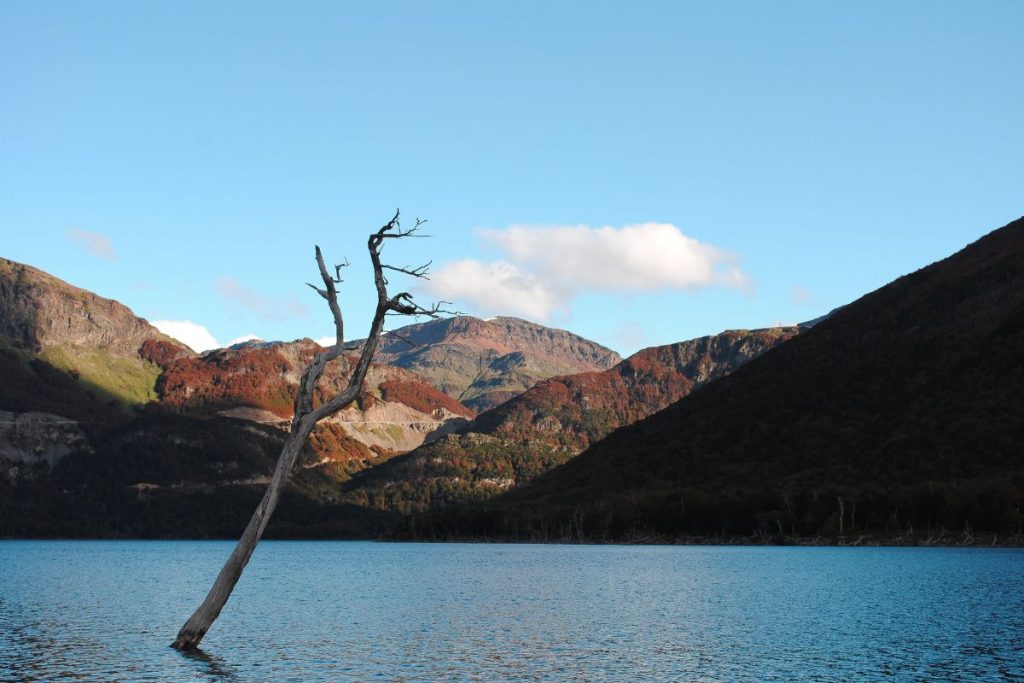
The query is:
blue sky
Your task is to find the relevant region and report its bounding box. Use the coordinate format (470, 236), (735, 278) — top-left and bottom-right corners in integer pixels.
(2, 1), (1021, 355)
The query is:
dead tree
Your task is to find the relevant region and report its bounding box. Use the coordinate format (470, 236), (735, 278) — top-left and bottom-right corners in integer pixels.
(172, 211), (447, 651)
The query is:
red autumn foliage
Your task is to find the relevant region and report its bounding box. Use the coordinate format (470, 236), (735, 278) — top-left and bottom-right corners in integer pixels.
(307, 421), (373, 464)
(156, 340), (475, 422)
(379, 379), (475, 419)
(157, 345), (308, 417)
(139, 338), (192, 368)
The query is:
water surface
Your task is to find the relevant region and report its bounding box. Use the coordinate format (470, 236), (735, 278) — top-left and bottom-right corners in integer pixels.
(1, 541), (1022, 681)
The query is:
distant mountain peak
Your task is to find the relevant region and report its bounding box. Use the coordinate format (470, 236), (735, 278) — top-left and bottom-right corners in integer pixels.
(347, 315), (622, 411)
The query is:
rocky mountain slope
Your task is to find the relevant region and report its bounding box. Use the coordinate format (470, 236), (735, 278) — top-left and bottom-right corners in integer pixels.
(347, 316), (621, 411)
(338, 326), (798, 514)
(419, 217), (1024, 542)
(0, 258), (472, 533)
(0, 257), (192, 408)
(157, 338), (474, 462)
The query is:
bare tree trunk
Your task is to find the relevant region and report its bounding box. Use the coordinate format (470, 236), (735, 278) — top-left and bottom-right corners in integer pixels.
(172, 424), (311, 649)
(172, 212), (447, 651)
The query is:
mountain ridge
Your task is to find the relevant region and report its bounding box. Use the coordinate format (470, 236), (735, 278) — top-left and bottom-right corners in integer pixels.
(346, 315), (622, 411)
(337, 325), (798, 514)
(414, 216), (1024, 542)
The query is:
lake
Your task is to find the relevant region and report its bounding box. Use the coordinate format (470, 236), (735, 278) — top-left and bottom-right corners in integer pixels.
(1, 542), (1022, 682)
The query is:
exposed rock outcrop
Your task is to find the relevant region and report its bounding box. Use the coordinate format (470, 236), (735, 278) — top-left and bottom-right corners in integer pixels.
(0, 410), (90, 480)
(0, 258), (176, 357)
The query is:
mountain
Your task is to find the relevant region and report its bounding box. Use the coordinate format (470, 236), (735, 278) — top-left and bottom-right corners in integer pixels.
(338, 326), (798, 514)
(0, 257), (192, 411)
(157, 338), (474, 465)
(0, 258), (468, 536)
(347, 316), (621, 412)
(417, 217), (1024, 542)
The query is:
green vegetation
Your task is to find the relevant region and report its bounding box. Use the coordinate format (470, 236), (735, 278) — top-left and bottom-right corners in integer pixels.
(0, 343), (124, 425)
(39, 345), (161, 407)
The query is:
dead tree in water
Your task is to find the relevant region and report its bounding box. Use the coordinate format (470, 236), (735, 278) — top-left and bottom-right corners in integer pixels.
(172, 211), (447, 650)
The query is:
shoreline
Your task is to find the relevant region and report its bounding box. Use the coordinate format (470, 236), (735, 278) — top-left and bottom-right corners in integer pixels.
(2, 532), (1022, 547)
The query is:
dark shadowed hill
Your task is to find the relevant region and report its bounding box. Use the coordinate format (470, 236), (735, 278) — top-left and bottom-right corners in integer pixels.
(338, 327), (798, 514)
(1, 411), (395, 538)
(415, 217), (1024, 542)
(346, 316), (621, 411)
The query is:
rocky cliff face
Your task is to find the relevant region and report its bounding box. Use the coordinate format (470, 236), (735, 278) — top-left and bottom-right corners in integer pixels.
(0, 258), (171, 356)
(348, 316), (622, 412)
(338, 326), (798, 513)
(0, 258), (192, 407)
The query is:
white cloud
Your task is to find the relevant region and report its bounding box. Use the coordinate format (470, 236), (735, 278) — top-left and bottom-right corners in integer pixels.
(67, 229), (117, 261)
(152, 320), (221, 353)
(422, 260), (563, 320)
(314, 336), (337, 347)
(215, 277), (309, 322)
(422, 223), (750, 320)
(227, 334), (262, 346)
(483, 223), (749, 291)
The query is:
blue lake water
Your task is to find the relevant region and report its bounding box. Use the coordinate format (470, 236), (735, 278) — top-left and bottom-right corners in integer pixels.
(1, 541), (1022, 682)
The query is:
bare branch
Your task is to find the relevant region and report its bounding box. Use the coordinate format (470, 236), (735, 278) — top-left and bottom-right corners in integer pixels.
(381, 260), (432, 279)
(314, 245), (344, 345)
(332, 258), (350, 283)
(305, 282), (329, 300)
(378, 230), (428, 239)
(385, 293), (458, 318)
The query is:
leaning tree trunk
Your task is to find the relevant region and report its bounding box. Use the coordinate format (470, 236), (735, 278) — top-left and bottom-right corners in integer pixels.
(173, 212), (444, 650)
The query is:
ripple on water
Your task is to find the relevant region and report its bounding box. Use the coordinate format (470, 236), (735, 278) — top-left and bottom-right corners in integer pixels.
(1, 542), (1023, 682)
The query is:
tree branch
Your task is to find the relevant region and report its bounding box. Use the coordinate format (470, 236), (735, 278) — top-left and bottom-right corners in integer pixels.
(381, 261), (432, 278)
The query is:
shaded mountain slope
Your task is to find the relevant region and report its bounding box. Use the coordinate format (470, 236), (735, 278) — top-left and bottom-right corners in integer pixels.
(339, 327), (798, 514)
(1, 412), (395, 538)
(421, 217), (1024, 541)
(347, 316), (621, 411)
